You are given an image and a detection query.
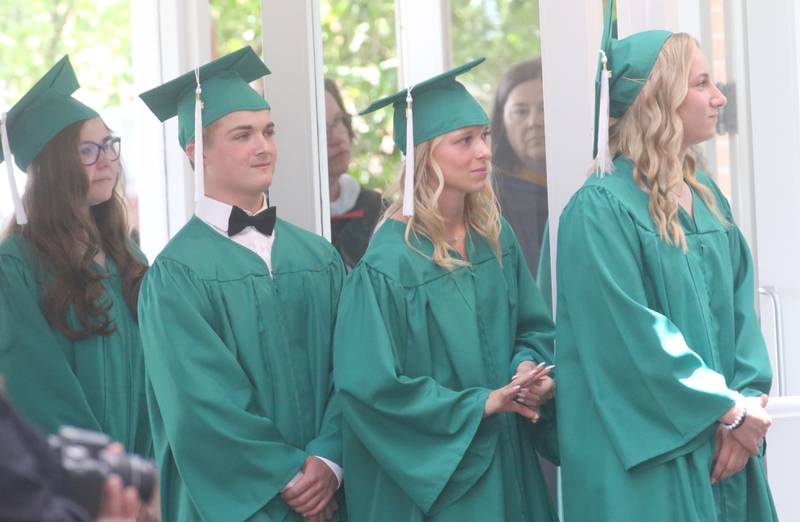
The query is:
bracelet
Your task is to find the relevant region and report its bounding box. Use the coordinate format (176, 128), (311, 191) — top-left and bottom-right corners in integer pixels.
(723, 406), (747, 431)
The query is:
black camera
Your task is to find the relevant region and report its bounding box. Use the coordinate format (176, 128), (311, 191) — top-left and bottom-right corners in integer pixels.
(49, 425), (157, 518)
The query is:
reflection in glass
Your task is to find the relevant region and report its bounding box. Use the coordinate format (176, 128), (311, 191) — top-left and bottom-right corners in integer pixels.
(321, 0), (399, 192)
(490, 58), (547, 275)
(324, 79), (382, 270)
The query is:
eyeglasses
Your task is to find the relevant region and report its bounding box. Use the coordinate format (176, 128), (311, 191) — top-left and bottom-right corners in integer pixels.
(326, 113), (351, 135)
(78, 137), (121, 166)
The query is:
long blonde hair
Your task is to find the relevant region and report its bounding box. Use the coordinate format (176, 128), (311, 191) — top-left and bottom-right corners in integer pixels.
(609, 32), (726, 252)
(381, 134), (502, 270)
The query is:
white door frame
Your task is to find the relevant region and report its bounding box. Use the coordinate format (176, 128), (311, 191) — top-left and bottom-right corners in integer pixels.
(132, 0), (212, 259)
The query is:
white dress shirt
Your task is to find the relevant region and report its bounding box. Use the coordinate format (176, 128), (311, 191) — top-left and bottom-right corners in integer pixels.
(196, 195), (343, 489)
(196, 195), (276, 272)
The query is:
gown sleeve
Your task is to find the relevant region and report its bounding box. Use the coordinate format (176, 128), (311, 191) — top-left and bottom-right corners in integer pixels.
(508, 226), (555, 375)
(333, 265), (496, 514)
(0, 253), (102, 435)
(305, 255), (345, 466)
(556, 187), (737, 471)
(535, 220), (553, 316)
(506, 227), (559, 464)
(138, 259), (307, 522)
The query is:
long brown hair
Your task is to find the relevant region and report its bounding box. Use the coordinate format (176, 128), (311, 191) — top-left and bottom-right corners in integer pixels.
(5, 119), (146, 340)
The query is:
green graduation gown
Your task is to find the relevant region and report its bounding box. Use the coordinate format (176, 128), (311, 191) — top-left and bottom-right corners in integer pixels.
(0, 234), (151, 457)
(555, 156), (777, 521)
(334, 219), (558, 521)
(138, 216), (346, 522)
(535, 222), (552, 315)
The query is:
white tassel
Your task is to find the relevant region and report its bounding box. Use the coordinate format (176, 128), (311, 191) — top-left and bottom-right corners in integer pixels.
(1, 112), (27, 225)
(595, 50), (614, 177)
(193, 67), (204, 203)
(402, 86), (415, 217)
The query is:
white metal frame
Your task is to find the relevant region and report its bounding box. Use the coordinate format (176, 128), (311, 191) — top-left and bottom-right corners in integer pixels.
(395, 0), (450, 86)
(539, 0), (604, 310)
(261, 0), (330, 237)
(745, 1), (800, 399)
(131, 0), (211, 259)
(721, 2), (758, 250)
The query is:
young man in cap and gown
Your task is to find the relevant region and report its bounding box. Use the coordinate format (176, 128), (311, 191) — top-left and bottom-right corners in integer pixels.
(138, 47), (345, 522)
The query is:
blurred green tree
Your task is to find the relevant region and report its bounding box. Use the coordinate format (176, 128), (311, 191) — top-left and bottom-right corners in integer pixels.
(0, 0), (542, 193)
(451, 0), (540, 109)
(0, 0), (132, 109)
(320, 0), (399, 191)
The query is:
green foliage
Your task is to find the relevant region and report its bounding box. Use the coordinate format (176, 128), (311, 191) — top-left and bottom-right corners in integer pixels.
(451, 0), (541, 110)
(209, 0), (262, 56)
(0, 0), (542, 195)
(321, 0), (400, 191)
(0, 0), (132, 109)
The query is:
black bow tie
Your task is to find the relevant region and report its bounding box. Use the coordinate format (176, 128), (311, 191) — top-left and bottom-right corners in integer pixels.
(227, 205), (277, 237)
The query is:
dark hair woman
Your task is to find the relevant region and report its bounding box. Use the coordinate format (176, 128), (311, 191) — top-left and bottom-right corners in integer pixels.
(0, 56), (151, 461)
(489, 58), (548, 275)
(325, 78), (383, 270)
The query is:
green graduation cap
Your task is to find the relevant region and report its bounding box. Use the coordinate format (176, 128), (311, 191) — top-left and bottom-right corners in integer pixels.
(594, 0), (671, 172)
(1, 55), (98, 224)
(139, 46), (271, 150)
(360, 58), (489, 215)
(1, 55), (98, 172)
(360, 57), (489, 155)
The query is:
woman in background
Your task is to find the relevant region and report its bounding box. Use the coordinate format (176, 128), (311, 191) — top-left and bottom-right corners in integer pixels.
(325, 78), (382, 270)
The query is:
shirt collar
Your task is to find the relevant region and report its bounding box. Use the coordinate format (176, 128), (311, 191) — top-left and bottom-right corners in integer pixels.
(330, 174), (362, 216)
(196, 194), (267, 233)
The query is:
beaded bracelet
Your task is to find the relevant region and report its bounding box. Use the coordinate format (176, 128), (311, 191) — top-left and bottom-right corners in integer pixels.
(723, 407), (747, 431)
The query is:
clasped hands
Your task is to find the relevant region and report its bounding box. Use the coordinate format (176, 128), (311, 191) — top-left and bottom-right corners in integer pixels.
(711, 394), (772, 484)
(484, 360), (555, 422)
(281, 456), (339, 522)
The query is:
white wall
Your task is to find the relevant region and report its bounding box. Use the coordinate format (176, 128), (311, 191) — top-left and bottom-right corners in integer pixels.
(261, 0), (329, 237)
(539, 0), (603, 309)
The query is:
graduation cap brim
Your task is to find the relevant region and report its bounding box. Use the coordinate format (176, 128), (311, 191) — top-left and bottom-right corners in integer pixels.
(360, 57), (486, 116)
(359, 57), (489, 154)
(1, 55), (97, 170)
(10, 55), (80, 121)
(139, 46), (271, 123)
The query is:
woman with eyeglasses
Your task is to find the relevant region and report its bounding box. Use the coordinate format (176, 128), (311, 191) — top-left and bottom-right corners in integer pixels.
(325, 78), (383, 270)
(0, 57), (152, 466)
